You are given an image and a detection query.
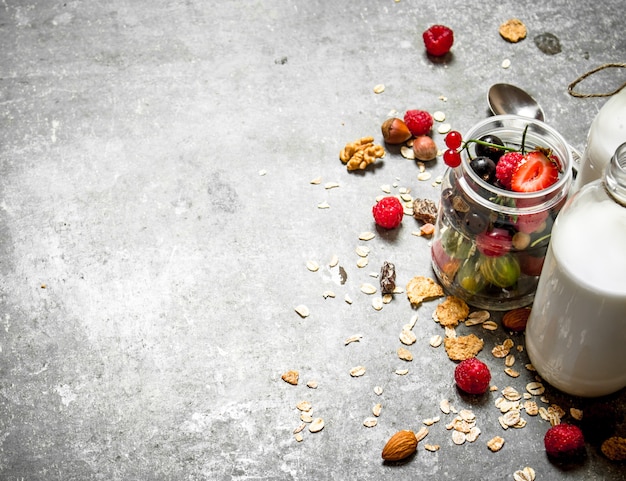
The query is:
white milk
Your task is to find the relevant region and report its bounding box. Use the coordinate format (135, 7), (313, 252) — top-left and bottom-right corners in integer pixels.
(525, 197), (626, 397)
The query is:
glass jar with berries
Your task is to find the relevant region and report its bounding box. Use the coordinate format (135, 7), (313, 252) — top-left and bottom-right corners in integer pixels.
(431, 115), (574, 310)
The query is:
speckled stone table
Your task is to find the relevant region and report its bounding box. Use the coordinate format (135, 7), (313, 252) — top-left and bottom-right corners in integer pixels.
(1, 1), (625, 480)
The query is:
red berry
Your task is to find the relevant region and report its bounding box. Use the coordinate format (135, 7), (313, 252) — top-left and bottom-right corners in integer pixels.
(422, 25), (454, 57)
(443, 148), (461, 168)
(544, 423), (585, 460)
(372, 196), (404, 229)
(510, 151), (559, 193)
(403, 110), (433, 136)
(476, 227), (512, 257)
(495, 152), (524, 189)
(444, 131), (463, 149)
(454, 358), (491, 394)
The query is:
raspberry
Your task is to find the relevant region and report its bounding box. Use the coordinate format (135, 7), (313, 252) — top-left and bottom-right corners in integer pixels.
(454, 357), (491, 394)
(544, 423), (586, 460)
(372, 196), (404, 229)
(422, 25), (454, 57)
(403, 110), (433, 137)
(495, 152), (524, 189)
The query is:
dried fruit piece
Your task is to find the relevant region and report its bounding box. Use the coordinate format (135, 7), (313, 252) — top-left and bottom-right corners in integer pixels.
(412, 198), (438, 224)
(381, 430), (418, 461)
(380, 261), (396, 294)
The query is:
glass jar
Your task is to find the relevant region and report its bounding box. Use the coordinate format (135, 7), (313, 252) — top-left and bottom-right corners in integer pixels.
(525, 142), (626, 397)
(431, 115), (573, 310)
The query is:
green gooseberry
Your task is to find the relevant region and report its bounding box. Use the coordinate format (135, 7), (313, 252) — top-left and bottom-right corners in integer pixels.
(441, 227), (473, 259)
(479, 254), (521, 288)
(456, 256), (487, 294)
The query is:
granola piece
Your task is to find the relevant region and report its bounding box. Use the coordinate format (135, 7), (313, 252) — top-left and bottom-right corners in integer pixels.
(434, 296), (470, 327)
(412, 197), (438, 224)
(499, 18), (527, 43)
(443, 334), (484, 361)
(281, 370), (299, 385)
(406, 276), (444, 307)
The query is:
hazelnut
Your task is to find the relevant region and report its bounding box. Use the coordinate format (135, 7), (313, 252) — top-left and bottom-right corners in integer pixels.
(412, 135), (437, 161)
(381, 118), (412, 145)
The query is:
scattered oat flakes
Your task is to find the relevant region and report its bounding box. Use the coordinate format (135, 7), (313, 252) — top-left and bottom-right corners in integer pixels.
(492, 345), (510, 358)
(359, 231), (375, 241)
(307, 380), (318, 389)
(372, 403), (382, 417)
(570, 408), (583, 421)
(415, 426), (429, 442)
(363, 417), (378, 427)
(504, 368), (520, 378)
(502, 386), (522, 401)
(429, 334), (443, 348)
(452, 430), (466, 445)
(466, 310), (490, 325)
(374, 386), (383, 396)
(344, 294), (353, 304)
(355, 245), (370, 257)
(526, 381), (545, 396)
(417, 172), (432, 181)
(360, 283), (377, 295)
(344, 334), (362, 345)
(513, 467), (536, 481)
(306, 260), (319, 272)
(372, 297), (383, 310)
(401, 145), (415, 159)
(317, 201), (330, 209)
(466, 426), (481, 443)
(399, 328), (417, 346)
(482, 320), (498, 331)
(258, 169), (267, 176)
(373, 83), (385, 94)
(440, 399), (452, 415)
(424, 444), (440, 452)
(501, 58), (511, 69)
(310, 176), (321, 185)
(357, 257), (369, 268)
(444, 334), (484, 361)
(309, 418), (325, 433)
(282, 370), (299, 385)
(294, 423), (306, 434)
(434, 296), (470, 327)
(294, 432), (304, 442)
(294, 305), (310, 318)
(395, 368), (409, 376)
(397, 347), (413, 361)
(296, 401), (312, 412)
(523, 401), (539, 416)
(437, 123), (452, 134)
(423, 416), (440, 426)
(301, 413), (313, 423)
(350, 366), (366, 377)
(487, 436), (505, 452)
(505, 354), (516, 367)
(433, 111), (446, 122)
(322, 290), (336, 299)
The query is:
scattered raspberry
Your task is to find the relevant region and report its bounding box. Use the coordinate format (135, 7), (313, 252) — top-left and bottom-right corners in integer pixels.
(404, 110), (433, 137)
(422, 25), (454, 57)
(454, 357), (491, 394)
(372, 196), (404, 229)
(495, 152), (524, 189)
(544, 423), (586, 460)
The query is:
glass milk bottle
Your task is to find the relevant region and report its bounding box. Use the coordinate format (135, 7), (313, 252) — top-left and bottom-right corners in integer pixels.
(573, 87), (626, 192)
(526, 142), (626, 397)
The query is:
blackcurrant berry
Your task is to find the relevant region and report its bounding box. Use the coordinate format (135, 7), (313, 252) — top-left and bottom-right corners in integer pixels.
(475, 135), (506, 162)
(462, 211), (489, 235)
(469, 156), (497, 183)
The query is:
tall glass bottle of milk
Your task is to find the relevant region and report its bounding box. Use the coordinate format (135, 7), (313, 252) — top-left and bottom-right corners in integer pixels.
(573, 87), (626, 192)
(526, 142), (626, 397)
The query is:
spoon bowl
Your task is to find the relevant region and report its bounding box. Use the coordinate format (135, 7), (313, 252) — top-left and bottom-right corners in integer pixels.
(488, 83), (545, 121)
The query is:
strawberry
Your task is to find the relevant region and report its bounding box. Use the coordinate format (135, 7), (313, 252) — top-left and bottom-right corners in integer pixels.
(372, 196), (404, 229)
(495, 152), (524, 189)
(544, 423), (586, 460)
(510, 151), (559, 193)
(422, 25), (454, 57)
(454, 357), (491, 394)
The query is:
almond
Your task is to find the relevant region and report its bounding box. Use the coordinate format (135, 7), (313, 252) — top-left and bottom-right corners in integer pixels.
(381, 430), (418, 461)
(502, 307), (531, 332)
(381, 118), (412, 145)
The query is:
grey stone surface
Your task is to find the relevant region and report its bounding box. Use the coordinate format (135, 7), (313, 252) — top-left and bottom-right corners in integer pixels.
(1, 1), (625, 480)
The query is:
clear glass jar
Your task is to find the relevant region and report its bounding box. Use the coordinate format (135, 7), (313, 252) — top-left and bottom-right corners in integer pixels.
(431, 115), (573, 310)
(526, 142), (626, 397)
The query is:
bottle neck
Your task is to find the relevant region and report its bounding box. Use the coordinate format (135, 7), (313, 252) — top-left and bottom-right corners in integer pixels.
(604, 142), (626, 206)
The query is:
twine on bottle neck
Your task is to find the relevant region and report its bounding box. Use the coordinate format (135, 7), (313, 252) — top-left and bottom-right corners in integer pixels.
(568, 63), (626, 98)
